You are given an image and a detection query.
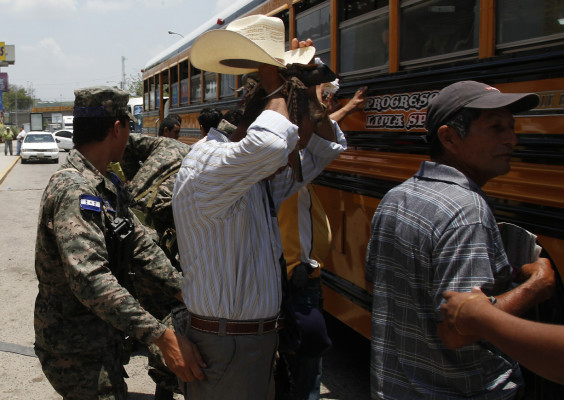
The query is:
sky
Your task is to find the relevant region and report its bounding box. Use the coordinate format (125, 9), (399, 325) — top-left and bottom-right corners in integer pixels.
(0, 0), (232, 103)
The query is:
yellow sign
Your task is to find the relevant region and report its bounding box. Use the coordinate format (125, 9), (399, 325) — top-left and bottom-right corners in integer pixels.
(0, 42), (5, 61)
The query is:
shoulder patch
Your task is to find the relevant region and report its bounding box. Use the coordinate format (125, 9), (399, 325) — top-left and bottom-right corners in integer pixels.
(80, 194), (103, 212)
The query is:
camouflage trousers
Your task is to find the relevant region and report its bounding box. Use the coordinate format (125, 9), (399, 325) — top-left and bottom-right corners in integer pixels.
(35, 341), (127, 400)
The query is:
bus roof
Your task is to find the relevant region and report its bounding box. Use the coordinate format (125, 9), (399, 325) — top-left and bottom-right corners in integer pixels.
(144, 0), (267, 72)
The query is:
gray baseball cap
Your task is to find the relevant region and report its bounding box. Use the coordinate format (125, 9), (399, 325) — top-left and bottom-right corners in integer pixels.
(425, 81), (539, 136)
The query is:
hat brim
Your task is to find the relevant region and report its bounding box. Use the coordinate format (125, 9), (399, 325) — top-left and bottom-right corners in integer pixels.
(466, 92), (539, 114)
(190, 29), (316, 75)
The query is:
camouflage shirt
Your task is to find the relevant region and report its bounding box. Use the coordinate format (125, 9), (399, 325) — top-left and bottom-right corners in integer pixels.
(34, 150), (183, 354)
(121, 134), (191, 235)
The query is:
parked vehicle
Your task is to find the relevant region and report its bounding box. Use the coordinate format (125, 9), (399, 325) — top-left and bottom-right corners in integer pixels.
(128, 97), (143, 132)
(62, 116), (74, 130)
(53, 129), (74, 151)
(20, 132), (59, 164)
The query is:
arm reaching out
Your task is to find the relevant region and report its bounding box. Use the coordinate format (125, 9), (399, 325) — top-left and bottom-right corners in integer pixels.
(329, 86), (367, 123)
(438, 286), (564, 385)
(495, 257), (555, 316)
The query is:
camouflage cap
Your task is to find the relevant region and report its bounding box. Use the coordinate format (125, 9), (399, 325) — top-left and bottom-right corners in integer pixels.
(73, 86), (132, 119)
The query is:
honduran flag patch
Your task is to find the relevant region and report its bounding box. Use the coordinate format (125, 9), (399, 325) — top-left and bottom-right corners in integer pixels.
(79, 194), (103, 212)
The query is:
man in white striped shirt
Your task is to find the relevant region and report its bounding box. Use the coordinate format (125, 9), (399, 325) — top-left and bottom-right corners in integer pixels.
(171, 21), (347, 400)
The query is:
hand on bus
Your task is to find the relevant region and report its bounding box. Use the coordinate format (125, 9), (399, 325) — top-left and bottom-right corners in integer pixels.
(348, 86), (368, 112)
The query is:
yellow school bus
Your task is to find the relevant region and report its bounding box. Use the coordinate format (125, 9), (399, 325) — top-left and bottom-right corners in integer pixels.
(143, 1), (564, 394)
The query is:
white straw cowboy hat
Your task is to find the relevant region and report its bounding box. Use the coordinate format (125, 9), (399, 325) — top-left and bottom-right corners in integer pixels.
(190, 15), (316, 75)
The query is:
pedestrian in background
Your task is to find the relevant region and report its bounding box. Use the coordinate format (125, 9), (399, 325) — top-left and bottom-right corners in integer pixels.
(197, 107), (223, 137)
(3, 126), (14, 155)
(16, 125), (26, 156)
(158, 115), (181, 140)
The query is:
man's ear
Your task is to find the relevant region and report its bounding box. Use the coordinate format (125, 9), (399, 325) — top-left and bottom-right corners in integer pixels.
(436, 125), (460, 154)
(108, 119), (121, 139)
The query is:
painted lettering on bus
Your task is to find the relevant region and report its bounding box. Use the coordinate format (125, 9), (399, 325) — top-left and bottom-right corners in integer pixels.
(535, 91), (564, 109)
(366, 114), (405, 130)
(405, 112), (427, 130)
(364, 90), (439, 112)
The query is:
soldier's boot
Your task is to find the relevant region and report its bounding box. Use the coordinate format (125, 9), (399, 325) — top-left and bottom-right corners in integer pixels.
(155, 384), (175, 400)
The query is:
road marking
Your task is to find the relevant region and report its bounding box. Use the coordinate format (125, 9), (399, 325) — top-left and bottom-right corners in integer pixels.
(0, 341), (37, 358)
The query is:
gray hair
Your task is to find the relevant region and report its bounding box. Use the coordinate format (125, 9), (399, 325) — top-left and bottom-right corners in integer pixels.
(429, 107), (481, 158)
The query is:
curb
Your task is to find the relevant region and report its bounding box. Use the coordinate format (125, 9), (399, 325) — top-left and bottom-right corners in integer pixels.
(0, 156), (21, 186)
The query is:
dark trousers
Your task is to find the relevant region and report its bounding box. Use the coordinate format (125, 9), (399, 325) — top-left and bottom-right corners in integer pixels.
(5, 140), (13, 155)
(276, 277), (324, 400)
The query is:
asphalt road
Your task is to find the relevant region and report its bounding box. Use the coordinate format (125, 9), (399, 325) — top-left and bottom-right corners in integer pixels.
(0, 151), (370, 399)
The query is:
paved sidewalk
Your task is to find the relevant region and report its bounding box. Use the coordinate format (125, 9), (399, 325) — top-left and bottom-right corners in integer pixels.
(0, 154), (20, 185)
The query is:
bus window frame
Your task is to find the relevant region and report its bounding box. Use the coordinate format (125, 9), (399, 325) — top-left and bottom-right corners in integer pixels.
(398, 0), (480, 68)
(495, 0), (564, 49)
(496, 33), (564, 53)
(219, 74), (237, 99)
(296, 0), (332, 63)
(338, 6), (390, 77)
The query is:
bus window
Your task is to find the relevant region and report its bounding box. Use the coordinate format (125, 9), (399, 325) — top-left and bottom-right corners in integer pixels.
(190, 64), (201, 104)
(296, 0), (331, 64)
(156, 74), (162, 108)
(339, 6), (389, 74)
(170, 65), (179, 107)
(150, 76), (156, 110)
(204, 71), (217, 101)
(160, 71), (169, 109)
(340, 0), (387, 20)
(497, 0), (564, 47)
(143, 79), (149, 111)
(220, 74), (236, 99)
(400, 0), (479, 64)
(171, 81), (179, 107)
(180, 60), (189, 105)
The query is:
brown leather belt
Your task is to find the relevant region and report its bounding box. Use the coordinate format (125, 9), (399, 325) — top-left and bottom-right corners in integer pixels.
(188, 313), (284, 336)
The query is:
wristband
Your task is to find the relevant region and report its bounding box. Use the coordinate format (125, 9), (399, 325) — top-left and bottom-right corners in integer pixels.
(453, 294), (487, 336)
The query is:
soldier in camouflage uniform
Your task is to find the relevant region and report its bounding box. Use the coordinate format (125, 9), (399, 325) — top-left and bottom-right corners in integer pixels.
(121, 132), (190, 251)
(33, 86), (205, 400)
(119, 132), (191, 400)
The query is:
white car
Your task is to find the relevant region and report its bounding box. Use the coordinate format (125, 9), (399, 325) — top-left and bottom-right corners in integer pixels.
(20, 132), (60, 164)
(53, 129), (74, 151)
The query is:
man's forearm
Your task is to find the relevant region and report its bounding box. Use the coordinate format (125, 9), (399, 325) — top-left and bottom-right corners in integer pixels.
(496, 258), (555, 316)
(265, 95), (289, 120)
(472, 304), (564, 385)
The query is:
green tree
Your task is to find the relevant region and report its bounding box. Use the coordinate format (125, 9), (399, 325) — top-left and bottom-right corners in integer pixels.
(127, 73), (143, 97)
(1, 85), (34, 111)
